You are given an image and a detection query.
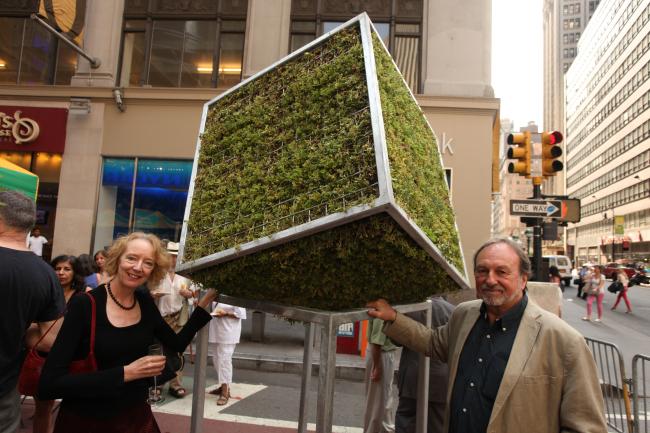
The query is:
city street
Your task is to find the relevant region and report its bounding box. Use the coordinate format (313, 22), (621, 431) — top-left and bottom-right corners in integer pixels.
(561, 281), (650, 366)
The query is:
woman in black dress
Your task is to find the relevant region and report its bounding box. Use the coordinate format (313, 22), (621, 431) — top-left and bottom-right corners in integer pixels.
(40, 233), (217, 433)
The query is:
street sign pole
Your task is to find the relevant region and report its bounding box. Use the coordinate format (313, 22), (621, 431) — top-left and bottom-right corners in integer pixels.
(532, 183), (543, 281)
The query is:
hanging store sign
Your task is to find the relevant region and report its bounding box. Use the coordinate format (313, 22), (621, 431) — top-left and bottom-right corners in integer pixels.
(614, 216), (625, 235)
(0, 106), (68, 153)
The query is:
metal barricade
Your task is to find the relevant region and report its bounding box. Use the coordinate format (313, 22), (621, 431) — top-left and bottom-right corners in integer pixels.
(633, 354), (650, 433)
(585, 337), (634, 432)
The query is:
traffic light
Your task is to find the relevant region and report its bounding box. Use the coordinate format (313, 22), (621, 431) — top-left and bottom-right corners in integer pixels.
(541, 131), (563, 177)
(507, 131), (531, 177)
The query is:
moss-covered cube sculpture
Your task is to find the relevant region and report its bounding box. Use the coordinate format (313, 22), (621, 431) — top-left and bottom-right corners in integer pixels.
(178, 14), (468, 310)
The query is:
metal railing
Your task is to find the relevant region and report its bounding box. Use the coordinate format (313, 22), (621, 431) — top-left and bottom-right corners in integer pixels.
(633, 354), (650, 433)
(585, 337), (634, 432)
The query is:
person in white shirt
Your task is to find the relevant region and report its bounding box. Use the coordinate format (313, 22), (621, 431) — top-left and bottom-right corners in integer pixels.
(28, 227), (48, 257)
(208, 302), (246, 405)
(150, 241), (194, 398)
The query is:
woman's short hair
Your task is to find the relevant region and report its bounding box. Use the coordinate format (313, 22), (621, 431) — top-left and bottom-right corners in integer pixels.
(76, 253), (98, 277)
(104, 232), (170, 286)
(51, 255), (86, 293)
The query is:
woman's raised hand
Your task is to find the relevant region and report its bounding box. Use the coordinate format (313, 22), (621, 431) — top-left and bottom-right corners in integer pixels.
(196, 288), (218, 310)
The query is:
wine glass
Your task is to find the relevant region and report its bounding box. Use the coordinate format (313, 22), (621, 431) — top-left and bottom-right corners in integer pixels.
(147, 343), (165, 405)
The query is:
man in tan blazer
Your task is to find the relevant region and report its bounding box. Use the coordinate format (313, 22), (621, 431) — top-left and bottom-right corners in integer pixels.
(368, 238), (607, 433)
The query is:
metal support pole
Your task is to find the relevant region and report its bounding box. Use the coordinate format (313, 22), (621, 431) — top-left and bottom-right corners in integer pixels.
(189, 326), (209, 433)
(533, 183), (543, 280)
(316, 319), (337, 433)
(30, 14), (101, 68)
(298, 323), (315, 433)
(415, 304), (432, 433)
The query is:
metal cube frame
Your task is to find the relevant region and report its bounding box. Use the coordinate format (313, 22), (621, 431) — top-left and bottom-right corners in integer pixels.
(178, 13), (469, 291)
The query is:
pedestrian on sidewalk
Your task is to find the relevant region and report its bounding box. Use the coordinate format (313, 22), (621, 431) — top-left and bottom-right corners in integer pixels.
(28, 227), (48, 258)
(208, 302), (246, 406)
(0, 191), (65, 433)
(549, 265), (562, 292)
(611, 268), (632, 313)
(367, 238), (607, 433)
(576, 265), (589, 299)
(363, 318), (398, 433)
(39, 232), (218, 433)
(150, 241), (195, 399)
(395, 297), (453, 433)
(583, 265), (605, 322)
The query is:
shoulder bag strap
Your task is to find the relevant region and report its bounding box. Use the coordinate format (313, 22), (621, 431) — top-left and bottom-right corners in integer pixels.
(84, 292), (97, 355)
(32, 316), (61, 351)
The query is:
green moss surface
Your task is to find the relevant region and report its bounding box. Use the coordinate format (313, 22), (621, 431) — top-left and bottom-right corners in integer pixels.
(184, 26), (378, 261)
(373, 33), (464, 273)
(188, 213), (459, 311)
(180, 23), (466, 311)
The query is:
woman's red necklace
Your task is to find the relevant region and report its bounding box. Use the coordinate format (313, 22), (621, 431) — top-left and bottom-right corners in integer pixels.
(106, 281), (137, 310)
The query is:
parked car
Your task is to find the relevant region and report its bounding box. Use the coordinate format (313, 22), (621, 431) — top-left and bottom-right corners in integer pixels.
(543, 255), (572, 286)
(603, 263), (636, 280)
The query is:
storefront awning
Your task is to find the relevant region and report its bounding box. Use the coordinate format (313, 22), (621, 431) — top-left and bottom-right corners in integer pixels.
(0, 158), (39, 201)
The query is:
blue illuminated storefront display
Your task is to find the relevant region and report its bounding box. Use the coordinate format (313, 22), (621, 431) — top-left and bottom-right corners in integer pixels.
(94, 158), (193, 250)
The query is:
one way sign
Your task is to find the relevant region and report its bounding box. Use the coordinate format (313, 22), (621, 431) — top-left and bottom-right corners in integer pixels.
(509, 199), (562, 218)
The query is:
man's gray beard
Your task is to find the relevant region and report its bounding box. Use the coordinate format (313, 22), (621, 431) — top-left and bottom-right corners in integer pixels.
(480, 285), (518, 306)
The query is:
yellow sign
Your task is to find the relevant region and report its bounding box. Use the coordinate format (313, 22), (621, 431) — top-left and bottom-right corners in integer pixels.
(614, 215), (625, 235)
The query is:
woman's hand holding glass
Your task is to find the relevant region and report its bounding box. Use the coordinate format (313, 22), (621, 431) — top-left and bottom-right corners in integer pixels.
(123, 353), (166, 382)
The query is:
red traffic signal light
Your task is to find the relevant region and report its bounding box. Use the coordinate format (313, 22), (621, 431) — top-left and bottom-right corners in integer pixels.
(541, 131), (563, 176)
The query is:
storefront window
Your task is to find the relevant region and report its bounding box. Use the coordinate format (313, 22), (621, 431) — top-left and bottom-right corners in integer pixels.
(120, 0), (248, 88)
(0, 17), (77, 85)
(94, 158), (193, 252)
(290, 0), (423, 92)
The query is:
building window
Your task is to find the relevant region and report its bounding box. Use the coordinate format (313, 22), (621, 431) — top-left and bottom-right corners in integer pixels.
(289, 0), (423, 93)
(119, 0), (247, 88)
(94, 158), (193, 252)
(0, 16), (77, 85)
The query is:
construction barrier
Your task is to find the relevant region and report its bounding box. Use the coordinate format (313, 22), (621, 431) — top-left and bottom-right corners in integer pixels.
(633, 354), (650, 433)
(585, 337), (634, 432)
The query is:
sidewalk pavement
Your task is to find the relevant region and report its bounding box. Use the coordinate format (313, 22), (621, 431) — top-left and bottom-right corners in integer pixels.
(227, 310), (367, 380)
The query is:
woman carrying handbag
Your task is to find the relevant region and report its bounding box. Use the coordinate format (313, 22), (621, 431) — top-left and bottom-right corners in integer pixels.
(582, 265), (605, 322)
(611, 268), (632, 313)
(39, 233), (218, 433)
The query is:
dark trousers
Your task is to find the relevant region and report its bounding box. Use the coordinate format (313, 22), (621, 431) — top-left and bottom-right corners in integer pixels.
(395, 397), (445, 433)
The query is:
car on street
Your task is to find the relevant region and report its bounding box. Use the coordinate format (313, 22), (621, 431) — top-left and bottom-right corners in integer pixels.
(603, 263), (636, 280)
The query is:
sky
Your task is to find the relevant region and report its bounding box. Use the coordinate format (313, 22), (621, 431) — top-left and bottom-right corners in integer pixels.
(492, 0), (544, 130)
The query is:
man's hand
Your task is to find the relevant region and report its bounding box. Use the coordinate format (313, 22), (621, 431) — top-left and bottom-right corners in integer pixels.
(370, 364), (382, 382)
(366, 299), (397, 322)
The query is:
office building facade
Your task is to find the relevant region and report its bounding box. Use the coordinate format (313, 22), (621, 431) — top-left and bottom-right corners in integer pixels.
(565, 0), (650, 265)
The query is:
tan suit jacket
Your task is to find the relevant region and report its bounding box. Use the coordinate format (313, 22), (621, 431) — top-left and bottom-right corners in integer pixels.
(384, 299), (607, 433)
